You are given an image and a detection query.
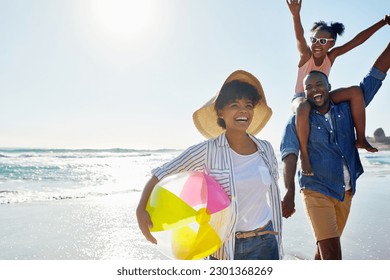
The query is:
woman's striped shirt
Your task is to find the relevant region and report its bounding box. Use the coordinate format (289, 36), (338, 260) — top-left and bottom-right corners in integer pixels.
(152, 133), (283, 260)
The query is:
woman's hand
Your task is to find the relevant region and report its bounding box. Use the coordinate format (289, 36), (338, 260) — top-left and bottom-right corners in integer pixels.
(136, 175), (160, 244)
(136, 206), (157, 244)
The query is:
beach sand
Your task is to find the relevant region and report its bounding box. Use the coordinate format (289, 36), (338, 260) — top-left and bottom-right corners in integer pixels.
(283, 173), (390, 260)
(0, 193), (167, 260)
(0, 173), (389, 260)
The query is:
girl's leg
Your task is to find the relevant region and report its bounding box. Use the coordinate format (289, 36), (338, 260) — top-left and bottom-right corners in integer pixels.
(295, 98), (314, 176)
(331, 86), (378, 152)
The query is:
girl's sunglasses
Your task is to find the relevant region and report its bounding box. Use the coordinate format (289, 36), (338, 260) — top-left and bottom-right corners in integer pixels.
(310, 37), (335, 45)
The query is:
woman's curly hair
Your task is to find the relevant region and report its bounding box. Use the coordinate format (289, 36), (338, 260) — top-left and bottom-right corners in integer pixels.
(214, 80), (261, 129)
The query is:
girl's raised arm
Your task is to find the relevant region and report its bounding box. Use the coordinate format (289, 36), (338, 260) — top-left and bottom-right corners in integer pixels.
(329, 15), (389, 61)
(286, 0), (311, 66)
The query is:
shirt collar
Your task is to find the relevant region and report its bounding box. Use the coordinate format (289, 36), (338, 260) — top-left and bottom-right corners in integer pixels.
(216, 132), (229, 147)
(216, 132), (266, 154)
(312, 102), (335, 115)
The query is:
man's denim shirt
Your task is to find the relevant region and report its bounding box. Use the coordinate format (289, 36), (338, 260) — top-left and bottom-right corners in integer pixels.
(280, 67), (386, 201)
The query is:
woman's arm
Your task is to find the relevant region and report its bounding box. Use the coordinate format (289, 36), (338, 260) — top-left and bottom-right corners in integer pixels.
(136, 175), (159, 244)
(136, 142), (208, 244)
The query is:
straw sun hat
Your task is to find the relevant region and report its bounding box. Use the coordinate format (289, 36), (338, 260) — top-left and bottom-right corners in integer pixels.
(192, 70), (272, 139)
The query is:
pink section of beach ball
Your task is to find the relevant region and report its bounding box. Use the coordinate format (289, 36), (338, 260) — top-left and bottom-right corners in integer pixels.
(204, 173), (230, 214)
(179, 171), (207, 207)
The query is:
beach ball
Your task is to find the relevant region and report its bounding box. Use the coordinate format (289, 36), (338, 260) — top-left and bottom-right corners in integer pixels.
(146, 171), (231, 260)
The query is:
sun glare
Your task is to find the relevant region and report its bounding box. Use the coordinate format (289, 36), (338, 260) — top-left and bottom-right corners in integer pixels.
(90, 0), (154, 38)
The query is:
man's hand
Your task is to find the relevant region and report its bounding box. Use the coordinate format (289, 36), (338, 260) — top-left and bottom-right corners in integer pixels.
(282, 190), (296, 218)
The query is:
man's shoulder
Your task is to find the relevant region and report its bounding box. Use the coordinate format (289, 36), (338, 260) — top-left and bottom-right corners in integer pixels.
(284, 114), (297, 128)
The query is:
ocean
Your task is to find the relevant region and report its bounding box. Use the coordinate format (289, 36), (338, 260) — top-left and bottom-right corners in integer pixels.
(0, 148), (389, 260)
(0, 148), (182, 205)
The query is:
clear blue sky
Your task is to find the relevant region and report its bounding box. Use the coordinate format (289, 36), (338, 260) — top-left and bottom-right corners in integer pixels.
(0, 0), (389, 149)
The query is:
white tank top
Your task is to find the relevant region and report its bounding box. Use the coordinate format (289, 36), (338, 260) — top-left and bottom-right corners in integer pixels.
(230, 149), (272, 231)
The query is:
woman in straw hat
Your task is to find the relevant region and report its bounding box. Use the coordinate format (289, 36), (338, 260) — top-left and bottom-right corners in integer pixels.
(136, 70), (283, 260)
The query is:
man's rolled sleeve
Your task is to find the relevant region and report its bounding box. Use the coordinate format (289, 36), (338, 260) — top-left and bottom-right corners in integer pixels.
(361, 66), (386, 106)
(280, 116), (300, 160)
